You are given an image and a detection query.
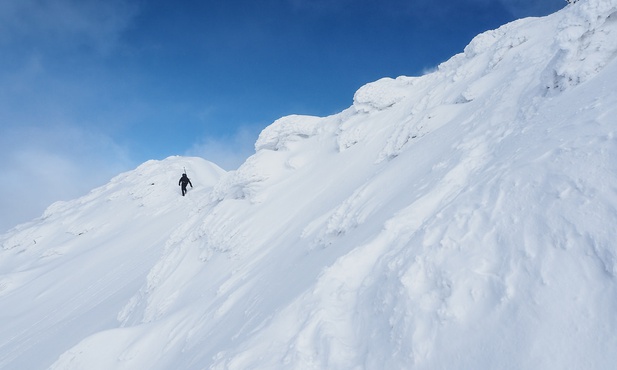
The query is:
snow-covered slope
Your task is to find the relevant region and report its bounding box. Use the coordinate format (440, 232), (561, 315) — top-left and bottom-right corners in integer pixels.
(2, 1), (617, 369)
(0, 157), (225, 369)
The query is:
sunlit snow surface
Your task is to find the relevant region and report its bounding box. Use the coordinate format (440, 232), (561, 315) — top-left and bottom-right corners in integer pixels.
(2, 1), (617, 369)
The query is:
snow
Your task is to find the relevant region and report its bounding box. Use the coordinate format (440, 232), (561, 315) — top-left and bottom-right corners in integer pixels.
(2, 0), (617, 369)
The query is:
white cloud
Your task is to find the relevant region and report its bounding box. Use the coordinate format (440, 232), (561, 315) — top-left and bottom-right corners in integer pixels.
(0, 0), (143, 233)
(0, 119), (262, 233)
(0, 124), (133, 233)
(186, 125), (264, 171)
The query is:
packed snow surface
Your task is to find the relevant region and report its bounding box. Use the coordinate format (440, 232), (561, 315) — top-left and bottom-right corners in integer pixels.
(2, 1), (617, 369)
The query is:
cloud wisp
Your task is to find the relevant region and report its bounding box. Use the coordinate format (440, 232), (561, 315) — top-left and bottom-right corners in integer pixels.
(0, 124), (133, 233)
(186, 125), (264, 171)
(0, 0), (142, 232)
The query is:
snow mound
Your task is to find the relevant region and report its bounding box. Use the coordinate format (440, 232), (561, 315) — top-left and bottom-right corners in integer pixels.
(255, 114), (328, 151)
(3, 1), (617, 369)
(353, 76), (416, 112)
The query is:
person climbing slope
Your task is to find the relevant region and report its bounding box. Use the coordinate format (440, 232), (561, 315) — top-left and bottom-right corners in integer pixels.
(178, 173), (193, 196)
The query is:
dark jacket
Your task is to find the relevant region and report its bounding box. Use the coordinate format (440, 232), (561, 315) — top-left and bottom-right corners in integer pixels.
(179, 174), (193, 188)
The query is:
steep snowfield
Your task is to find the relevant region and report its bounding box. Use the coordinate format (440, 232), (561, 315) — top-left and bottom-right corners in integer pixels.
(2, 1), (617, 369)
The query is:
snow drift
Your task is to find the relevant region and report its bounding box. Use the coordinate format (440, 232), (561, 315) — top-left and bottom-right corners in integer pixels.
(2, 1), (617, 369)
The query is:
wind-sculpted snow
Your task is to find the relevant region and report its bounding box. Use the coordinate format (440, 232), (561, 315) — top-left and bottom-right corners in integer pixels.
(545, 0), (617, 91)
(2, 1), (617, 369)
(353, 76), (416, 112)
(255, 114), (330, 151)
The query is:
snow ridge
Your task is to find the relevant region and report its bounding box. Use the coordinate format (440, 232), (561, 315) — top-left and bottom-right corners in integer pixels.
(2, 1), (617, 369)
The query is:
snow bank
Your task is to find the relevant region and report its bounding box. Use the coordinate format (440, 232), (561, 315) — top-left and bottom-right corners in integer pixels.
(2, 1), (617, 369)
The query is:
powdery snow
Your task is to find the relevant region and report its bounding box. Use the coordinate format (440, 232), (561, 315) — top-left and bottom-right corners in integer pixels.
(2, 1), (617, 369)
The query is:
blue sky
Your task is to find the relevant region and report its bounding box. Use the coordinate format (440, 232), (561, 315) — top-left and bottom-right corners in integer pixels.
(0, 0), (564, 232)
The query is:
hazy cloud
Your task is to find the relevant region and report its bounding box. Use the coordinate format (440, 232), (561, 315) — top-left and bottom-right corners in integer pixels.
(0, 0), (142, 233)
(0, 0), (139, 54)
(0, 124), (133, 233)
(186, 125), (263, 171)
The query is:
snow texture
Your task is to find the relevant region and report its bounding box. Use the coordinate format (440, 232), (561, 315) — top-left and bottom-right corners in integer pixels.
(2, 1), (617, 369)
